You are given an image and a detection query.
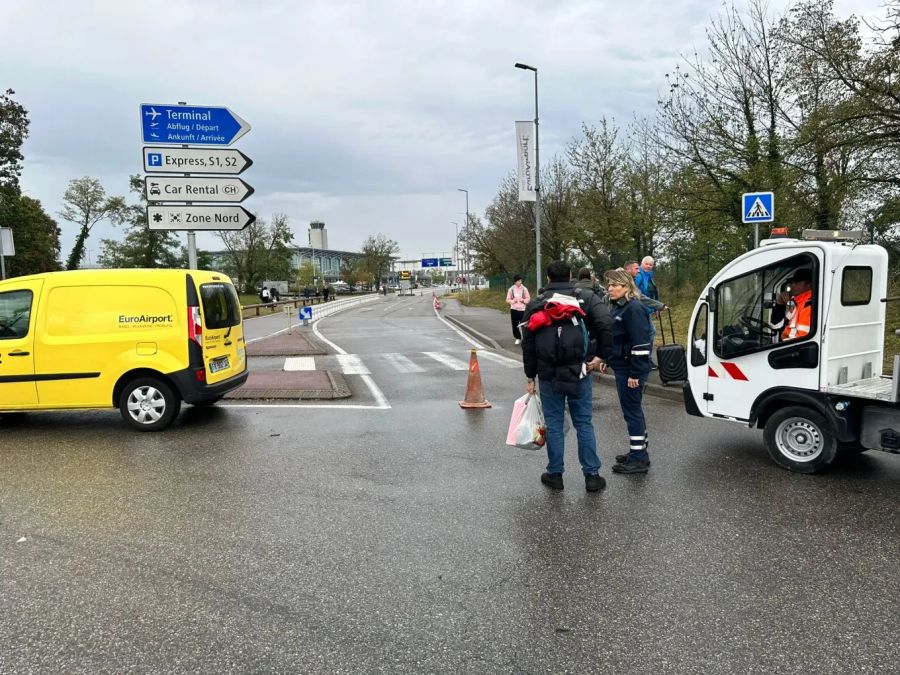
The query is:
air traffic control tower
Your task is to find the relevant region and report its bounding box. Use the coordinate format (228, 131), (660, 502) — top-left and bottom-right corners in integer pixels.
(309, 220), (328, 249)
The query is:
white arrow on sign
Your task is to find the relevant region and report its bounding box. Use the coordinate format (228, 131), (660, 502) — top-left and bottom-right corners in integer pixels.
(144, 177), (254, 203)
(147, 205), (256, 231)
(143, 147), (253, 175)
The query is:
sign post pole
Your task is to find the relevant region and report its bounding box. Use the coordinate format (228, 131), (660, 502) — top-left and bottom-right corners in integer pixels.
(0, 230), (5, 281)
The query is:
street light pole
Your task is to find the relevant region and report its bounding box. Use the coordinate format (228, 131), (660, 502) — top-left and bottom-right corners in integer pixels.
(450, 221), (458, 284)
(457, 188), (470, 301)
(515, 62), (541, 287)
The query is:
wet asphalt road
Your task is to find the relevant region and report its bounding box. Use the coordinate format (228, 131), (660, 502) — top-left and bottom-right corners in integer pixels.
(1, 294), (899, 674)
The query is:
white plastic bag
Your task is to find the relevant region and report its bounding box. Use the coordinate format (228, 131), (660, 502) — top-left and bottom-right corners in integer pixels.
(506, 394), (531, 445)
(512, 394), (546, 450)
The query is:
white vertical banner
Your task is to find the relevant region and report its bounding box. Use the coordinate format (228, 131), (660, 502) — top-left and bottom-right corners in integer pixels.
(515, 121), (537, 202)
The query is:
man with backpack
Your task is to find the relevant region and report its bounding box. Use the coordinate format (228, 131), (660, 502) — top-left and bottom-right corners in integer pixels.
(522, 260), (614, 492)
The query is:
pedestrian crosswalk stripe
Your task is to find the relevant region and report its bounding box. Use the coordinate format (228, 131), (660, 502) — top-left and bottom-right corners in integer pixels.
(337, 354), (370, 375)
(422, 351), (469, 370)
(284, 357), (316, 371)
(381, 353), (425, 373)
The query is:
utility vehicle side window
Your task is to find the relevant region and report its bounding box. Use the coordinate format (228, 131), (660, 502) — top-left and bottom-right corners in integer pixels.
(714, 254), (816, 359)
(841, 266), (872, 306)
(691, 304), (708, 366)
(0, 290), (33, 340)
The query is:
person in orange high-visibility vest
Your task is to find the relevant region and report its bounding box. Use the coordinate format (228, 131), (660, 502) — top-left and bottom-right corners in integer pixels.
(771, 268), (813, 340)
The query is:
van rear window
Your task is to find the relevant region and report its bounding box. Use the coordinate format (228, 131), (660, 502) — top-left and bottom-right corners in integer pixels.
(200, 283), (241, 329)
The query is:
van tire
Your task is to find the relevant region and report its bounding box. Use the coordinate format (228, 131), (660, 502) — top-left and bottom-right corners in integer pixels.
(119, 377), (181, 431)
(763, 406), (837, 474)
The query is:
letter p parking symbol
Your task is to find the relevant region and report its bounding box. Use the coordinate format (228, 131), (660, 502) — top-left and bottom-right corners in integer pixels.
(148, 152), (163, 167)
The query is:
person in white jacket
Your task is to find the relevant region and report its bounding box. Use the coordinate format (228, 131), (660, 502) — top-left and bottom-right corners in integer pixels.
(506, 275), (531, 345)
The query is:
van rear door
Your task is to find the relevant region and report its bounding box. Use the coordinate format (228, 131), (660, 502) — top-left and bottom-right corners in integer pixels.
(197, 280), (246, 384)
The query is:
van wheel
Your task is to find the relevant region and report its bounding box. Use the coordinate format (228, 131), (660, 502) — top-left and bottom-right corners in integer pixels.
(763, 406), (837, 474)
(120, 377), (180, 431)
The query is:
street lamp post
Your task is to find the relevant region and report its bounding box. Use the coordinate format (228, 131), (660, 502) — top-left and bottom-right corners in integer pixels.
(450, 221), (458, 284)
(457, 188), (470, 301)
(515, 62), (541, 287)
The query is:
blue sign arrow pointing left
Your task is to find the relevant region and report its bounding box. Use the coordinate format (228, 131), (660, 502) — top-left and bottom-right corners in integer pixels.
(140, 103), (251, 146)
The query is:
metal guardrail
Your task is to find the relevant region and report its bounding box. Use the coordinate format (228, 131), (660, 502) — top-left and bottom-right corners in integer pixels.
(307, 293), (379, 321)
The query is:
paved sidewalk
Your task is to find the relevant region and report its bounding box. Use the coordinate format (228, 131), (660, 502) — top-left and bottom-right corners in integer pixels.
(439, 295), (683, 402)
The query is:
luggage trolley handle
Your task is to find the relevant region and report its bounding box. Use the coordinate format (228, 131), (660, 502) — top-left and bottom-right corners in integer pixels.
(655, 306), (677, 345)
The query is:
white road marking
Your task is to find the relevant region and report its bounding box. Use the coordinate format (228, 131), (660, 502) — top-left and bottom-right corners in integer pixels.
(381, 353), (425, 373)
(337, 354), (370, 375)
(313, 317), (390, 409)
(284, 357), (315, 371)
(432, 306), (484, 349)
(477, 350), (521, 368)
(423, 351), (469, 370)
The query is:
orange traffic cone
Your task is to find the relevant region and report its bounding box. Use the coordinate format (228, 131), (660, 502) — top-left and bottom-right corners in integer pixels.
(459, 349), (491, 409)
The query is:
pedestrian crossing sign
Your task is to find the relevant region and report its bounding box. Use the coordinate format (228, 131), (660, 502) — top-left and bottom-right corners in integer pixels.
(742, 191), (775, 223)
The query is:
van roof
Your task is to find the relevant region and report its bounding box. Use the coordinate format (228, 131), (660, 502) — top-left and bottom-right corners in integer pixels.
(2, 268), (233, 284)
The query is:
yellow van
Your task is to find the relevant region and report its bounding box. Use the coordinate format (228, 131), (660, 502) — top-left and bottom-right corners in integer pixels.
(0, 268), (248, 431)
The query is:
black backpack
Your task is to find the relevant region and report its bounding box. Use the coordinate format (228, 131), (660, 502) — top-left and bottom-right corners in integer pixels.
(533, 290), (591, 364)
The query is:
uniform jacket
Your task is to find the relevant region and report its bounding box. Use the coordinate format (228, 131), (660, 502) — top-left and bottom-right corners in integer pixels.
(771, 289), (813, 340)
(522, 281), (613, 391)
(608, 298), (652, 378)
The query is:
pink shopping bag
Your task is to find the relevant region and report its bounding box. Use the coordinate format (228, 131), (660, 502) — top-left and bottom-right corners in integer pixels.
(506, 394), (531, 446)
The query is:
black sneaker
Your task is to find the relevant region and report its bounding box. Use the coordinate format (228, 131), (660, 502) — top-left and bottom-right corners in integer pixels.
(615, 454), (650, 466)
(540, 472), (564, 490)
(584, 474), (606, 492)
(612, 460), (650, 474)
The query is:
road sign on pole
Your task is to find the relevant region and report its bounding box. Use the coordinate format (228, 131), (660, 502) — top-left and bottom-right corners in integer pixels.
(140, 103), (251, 146)
(0, 227), (13, 281)
(147, 205), (255, 231)
(439, 257), (453, 266)
(144, 176), (254, 203)
(421, 258), (439, 267)
(742, 192), (775, 224)
(143, 147), (253, 174)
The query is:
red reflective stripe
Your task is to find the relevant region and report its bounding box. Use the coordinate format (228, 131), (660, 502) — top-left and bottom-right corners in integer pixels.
(708, 366), (718, 378)
(721, 362), (749, 381)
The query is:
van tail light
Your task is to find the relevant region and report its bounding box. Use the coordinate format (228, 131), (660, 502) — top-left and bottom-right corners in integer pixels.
(195, 368), (206, 382)
(188, 306), (203, 347)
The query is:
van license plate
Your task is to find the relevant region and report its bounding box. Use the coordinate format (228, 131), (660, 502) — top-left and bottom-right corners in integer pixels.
(209, 356), (230, 373)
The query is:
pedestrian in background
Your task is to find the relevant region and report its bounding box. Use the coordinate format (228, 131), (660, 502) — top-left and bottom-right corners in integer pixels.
(506, 275), (531, 346)
(575, 267), (606, 300)
(634, 256), (661, 368)
(522, 260), (613, 492)
(603, 268), (652, 475)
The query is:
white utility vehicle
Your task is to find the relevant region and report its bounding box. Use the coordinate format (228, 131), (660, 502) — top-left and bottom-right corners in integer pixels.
(682, 229), (900, 473)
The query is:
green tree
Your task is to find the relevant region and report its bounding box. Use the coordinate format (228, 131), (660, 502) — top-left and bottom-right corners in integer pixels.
(97, 176), (182, 268)
(60, 177), (126, 270)
(0, 195), (61, 277)
(296, 261), (316, 288)
(218, 212), (294, 292)
(360, 234), (399, 290)
(0, 88), (28, 191)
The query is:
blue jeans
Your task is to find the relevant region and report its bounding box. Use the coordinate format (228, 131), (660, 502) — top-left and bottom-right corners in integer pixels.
(538, 375), (600, 475)
(614, 369), (649, 462)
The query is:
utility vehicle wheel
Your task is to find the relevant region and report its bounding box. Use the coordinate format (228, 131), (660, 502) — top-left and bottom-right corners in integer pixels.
(119, 377), (180, 431)
(763, 406), (837, 474)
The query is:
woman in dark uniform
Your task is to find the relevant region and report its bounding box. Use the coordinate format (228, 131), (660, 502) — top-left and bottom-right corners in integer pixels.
(603, 269), (653, 474)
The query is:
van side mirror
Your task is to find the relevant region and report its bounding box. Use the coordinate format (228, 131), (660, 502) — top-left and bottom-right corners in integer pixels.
(706, 286), (717, 313)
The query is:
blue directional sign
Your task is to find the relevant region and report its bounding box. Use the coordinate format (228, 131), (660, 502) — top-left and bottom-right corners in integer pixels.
(421, 258), (439, 267)
(742, 192), (775, 224)
(140, 103), (251, 146)
(299, 306), (313, 321)
(439, 258), (454, 266)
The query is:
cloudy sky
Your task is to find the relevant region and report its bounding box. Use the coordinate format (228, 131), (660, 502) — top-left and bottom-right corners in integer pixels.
(2, 0), (886, 263)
